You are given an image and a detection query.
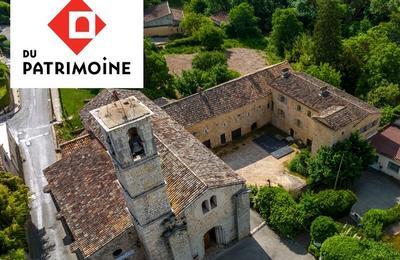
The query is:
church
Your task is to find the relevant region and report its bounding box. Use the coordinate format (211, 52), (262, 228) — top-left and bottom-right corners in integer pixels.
(44, 89), (250, 260)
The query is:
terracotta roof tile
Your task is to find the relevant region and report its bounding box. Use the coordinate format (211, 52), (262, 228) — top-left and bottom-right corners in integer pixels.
(371, 124), (400, 162)
(44, 138), (132, 258)
(163, 62), (379, 131)
(144, 2), (171, 23)
(59, 134), (92, 158)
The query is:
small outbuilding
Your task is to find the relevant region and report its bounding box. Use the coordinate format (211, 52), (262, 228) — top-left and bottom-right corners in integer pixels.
(144, 1), (183, 37)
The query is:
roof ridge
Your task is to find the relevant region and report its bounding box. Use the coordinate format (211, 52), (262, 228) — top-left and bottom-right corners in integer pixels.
(163, 62), (286, 108)
(59, 133), (91, 147)
(154, 134), (208, 188)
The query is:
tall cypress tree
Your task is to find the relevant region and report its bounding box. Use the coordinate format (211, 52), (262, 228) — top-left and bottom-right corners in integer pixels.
(313, 0), (342, 65)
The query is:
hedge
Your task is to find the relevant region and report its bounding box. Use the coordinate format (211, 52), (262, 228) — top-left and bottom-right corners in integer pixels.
(361, 204), (400, 240)
(320, 235), (400, 259)
(309, 216), (338, 256)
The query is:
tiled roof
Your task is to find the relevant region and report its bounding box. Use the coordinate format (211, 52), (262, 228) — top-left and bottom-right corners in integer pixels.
(162, 69), (273, 127)
(144, 2), (171, 23)
(44, 137), (132, 258)
(80, 89), (244, 188)
(59, 134), (92, 158)
(211, 12), (228, 25)
(163, 62), (379, 131)
(45, 89), (244, 257)
(371, 124), (400, 162)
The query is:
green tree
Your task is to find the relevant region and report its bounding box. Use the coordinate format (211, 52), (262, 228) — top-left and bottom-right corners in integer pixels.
(306, 63), (342, 87)
(380, 105), (400, 126)
(144, 39), (174, 99)
(180, 13), (213, 36)
(288, 149), (311, 176)
(270, 8), (303, 57)
(144, 0), (161, 9)
(0, 1), (9, 25)
(197, 24), (225, 50)
(290, 0), (317, 30)
(320, 236), (400, 259)
(175, 69), (213, 96)
(339, 46), (361, 94)
(364, 42), (400, 88)
(286, 33), (315, 69)
(226, 3), (261, 38)
(192, 51), (227, 70)
(0, 172), (29, 259)
(367, 83), (400, 107)
(309, 216), (338, 255)
(369, 0), (400, 24)
(187, 0), (208, 13)
(205, 0), (231, 13)
(313, 0), (342, 65)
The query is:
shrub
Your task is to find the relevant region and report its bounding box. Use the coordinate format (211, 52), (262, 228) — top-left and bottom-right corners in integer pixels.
(288, 149), (311, 176)
(180, 12), (213, 36)
(254, 186), (287, 219)
(320, 235), (400, 259)
(247, 185), (259, 208)
(192, 51), (227, 71)
(299, 189), (357, 225)
(166, 36), (200, 48)
(197, 24), (225, 50)
(310, 216), (338, 245)
(361, 204), (400, 240)
(269, 201), (302, 238)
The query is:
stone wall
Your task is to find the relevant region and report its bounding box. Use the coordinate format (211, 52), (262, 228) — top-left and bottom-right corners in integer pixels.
(186, 97), (273, 148)
(144, 26), (181, 37)
(89, 227), (145, 260)
(182, 184), (250, 259)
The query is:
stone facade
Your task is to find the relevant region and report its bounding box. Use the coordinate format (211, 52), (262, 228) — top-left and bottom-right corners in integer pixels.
(88, 227), (145, 260)
(90, 96), (250, 260)
(164, 64), (381, 154)
(187, 97), (272, 148)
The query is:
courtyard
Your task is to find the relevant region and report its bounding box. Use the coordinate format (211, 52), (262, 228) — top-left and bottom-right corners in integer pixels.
(216, 126), (307, 192)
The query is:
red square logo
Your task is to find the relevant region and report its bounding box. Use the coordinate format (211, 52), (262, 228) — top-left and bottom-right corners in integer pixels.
(48, 0), (106, 55)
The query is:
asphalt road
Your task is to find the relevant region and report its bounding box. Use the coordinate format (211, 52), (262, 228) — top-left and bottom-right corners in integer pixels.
(7, 88), (76, 260)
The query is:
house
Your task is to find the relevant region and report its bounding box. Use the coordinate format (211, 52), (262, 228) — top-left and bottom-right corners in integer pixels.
(210, 12), (229, 26)
(370, 120), (400, 179)
(162, 62), (381, 153)
(144, 1), (184, 37)
(44, 90), (250, 260)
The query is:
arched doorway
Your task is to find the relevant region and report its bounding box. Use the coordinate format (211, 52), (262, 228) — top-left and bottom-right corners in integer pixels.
(203, 226), (225, 252)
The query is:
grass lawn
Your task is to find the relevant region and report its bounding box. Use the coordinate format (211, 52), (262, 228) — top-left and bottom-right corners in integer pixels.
(223, 37), (269, 50)
(0, 85), (10, 110)
(58, 89), (100, 140)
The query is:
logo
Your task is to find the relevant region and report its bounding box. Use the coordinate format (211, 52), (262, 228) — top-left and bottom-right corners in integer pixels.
(48, 0), (106, 55)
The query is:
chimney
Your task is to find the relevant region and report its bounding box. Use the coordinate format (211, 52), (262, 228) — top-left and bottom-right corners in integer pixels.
(281, 68), (290, 78)
(319, 86), (329, 97)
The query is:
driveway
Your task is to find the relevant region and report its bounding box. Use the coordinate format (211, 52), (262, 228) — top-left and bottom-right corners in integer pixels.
(352, 170), (400, 215)
(216, 210), (313, 260)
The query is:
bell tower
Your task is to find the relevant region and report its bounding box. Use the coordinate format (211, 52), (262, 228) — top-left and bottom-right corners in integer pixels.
(91, 96), (173, 259)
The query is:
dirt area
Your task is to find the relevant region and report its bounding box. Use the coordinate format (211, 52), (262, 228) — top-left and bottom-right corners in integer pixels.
(215, 127), (306, 192)
(165, 48), (267, 76)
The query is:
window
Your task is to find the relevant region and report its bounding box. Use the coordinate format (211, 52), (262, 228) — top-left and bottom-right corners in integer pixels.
(307, 111), (312, 117)
(112, 249), (123, 258)
(220, 134), (226, 144)
(279, 94), (286, 103)
(202, 200), (210, 213)
(297, 105), (301, 111)
(271, 101), (274, 111)
(210, 196), (217, 209)
(251, 122), (257, 131)
(278, 109), (285, 118)
(388, 162), (400, 173)
(267, 103), (270, 109)
(203, 127), (208, 134)
(296, 119), (301, 128)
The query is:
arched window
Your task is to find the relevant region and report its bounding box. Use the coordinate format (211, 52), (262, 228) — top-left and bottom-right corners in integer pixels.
(75, 17), (90, 32)
(210, 195), (217, 209)
(128, 128), (145, 159)
(202, 200), (210, 214)
(112, 248), (123, 258)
